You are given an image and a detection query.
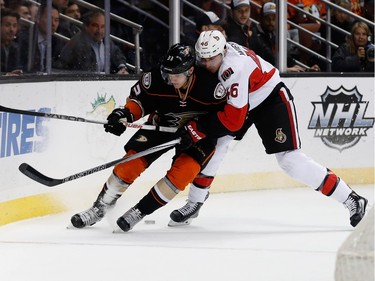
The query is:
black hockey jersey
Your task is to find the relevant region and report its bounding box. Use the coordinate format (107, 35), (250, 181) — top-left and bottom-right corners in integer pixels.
(126, 66), (227, 129)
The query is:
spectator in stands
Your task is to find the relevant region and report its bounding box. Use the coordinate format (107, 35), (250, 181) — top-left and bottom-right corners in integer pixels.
(52, 0), (68, 12)
(0, 0), (5, 10)
(56, 10), (129, 74)
(9, 1), (32, 22)
(321, 0), (352, 47)
(184, 11), (227, 46)
(1, 8), (23, 75)
(250, 0), (272, 23)
(288, 0), (327, 23)
(58, 2), (82, 38)
(350, 0), (363, 15)
(287, 0), (326, 68)
(196, 11), (226, 36)
(53, 0), (71, 42)
(225, 0), (253, 48)
(249, 2), (276, 65)
(26, 1), (39, 22)
(18, 4), (65, 73)
(8, 0), (32, 37)
(64, 2), (81, 21)
(332, 21), (374, 72)
(250, 2), (320, 72)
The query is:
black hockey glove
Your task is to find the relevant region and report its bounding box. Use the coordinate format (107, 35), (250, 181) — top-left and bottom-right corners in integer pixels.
(187, 138), (216, 168)
(176, 120), (207, 151)
(104, 107), (134, 136)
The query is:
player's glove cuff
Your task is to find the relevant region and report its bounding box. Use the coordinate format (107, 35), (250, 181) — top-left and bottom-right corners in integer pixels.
(177, 120), (206, 151)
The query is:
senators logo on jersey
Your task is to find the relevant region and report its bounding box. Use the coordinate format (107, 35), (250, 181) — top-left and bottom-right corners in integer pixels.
(221, 67), (234, 82)
(275, 128), (287, 143)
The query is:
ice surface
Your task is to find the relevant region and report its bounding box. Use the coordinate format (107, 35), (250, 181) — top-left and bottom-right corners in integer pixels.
(0, 185), (373, 281)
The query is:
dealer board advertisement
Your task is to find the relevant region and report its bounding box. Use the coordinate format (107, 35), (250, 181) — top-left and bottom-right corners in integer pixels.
(0, 77), (373, 202)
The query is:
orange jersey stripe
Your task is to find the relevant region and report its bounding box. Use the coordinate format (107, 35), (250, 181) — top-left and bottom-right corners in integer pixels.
(150, 188), (167, 206)
(125, 100), (143, 121)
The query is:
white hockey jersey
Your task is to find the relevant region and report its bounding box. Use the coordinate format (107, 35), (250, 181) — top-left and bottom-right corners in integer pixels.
(215, 42), (282, 133)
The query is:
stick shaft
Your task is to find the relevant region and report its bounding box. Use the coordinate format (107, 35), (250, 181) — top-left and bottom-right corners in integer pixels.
(0, 105), (177, 132)
(19, 138), (181, 187)
(0, 104), (103, 124)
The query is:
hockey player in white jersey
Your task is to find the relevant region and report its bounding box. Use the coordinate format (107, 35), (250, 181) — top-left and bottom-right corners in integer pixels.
(169, 30), (368, 228)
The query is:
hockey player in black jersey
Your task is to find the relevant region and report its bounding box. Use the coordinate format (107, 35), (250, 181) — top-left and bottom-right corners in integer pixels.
(70, 43), (227, 232)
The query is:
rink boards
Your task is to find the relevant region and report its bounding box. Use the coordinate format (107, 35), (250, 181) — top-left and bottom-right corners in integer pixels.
(0, 76), (373, 225)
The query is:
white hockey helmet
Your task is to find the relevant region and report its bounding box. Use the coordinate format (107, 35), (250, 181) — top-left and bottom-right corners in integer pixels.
(195, 30), (226, 59)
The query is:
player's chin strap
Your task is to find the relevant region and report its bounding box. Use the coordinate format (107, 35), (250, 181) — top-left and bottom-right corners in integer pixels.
(0, 104), (177, 133)
(19, 138), (181, 187)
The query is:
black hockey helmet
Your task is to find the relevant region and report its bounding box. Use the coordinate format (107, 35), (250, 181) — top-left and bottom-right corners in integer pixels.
(160, 43), (195, 75)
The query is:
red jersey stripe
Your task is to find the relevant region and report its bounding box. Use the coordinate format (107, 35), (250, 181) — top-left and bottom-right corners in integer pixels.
(217, 103), (248, 132)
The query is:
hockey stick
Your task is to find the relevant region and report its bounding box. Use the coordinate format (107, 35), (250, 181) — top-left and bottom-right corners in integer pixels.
(19, 138), (181, 187)
(0, 105), (177, 133)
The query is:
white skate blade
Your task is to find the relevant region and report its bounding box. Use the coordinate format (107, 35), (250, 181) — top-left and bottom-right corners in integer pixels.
(168, 218), (193, 227)
(66, 222), (75, 229)
(66, 222), (90, 230)
(112, 225), (125, 233)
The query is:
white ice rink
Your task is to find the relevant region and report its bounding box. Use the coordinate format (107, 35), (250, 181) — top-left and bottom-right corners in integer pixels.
(0, 185), (373, 281)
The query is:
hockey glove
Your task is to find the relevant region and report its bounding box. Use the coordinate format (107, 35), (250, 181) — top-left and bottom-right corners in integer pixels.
(187, 138), (216, 168)
(104, 107), (134, 136)
(177, 120), (207, 151)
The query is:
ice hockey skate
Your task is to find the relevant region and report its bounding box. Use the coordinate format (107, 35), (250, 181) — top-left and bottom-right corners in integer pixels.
(343, 191), (368, 227)
(116, 205), (145, 232)
(168, 200), (203, 227)
(71, 200), (110, 228)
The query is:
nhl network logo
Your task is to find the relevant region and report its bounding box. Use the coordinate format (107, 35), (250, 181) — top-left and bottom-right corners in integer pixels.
(308, 86), (374, 152)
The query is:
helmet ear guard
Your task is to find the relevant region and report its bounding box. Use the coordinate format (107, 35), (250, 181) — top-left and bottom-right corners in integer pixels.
(195, 30), (227, 60)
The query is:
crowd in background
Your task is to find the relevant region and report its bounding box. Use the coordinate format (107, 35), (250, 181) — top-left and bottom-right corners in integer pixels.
(186, 0), (374, 72)
(0, 0), (134, 75)
(0, 0), (374, 76)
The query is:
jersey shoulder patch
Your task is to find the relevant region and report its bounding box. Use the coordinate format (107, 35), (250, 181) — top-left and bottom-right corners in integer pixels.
(214, 83), (226, 99)
(142, 72), (152, 89)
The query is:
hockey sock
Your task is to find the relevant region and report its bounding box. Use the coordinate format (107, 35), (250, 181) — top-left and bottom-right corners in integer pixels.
(188, 174), (213, 203)
(317, 170), (352, 203)
(100, 172), (130, 205)
(138, 177), (179, 215)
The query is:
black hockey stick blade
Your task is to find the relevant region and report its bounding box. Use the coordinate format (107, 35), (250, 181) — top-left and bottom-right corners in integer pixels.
(18, 138), (180, 187)
(19, 163), (63, 187)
